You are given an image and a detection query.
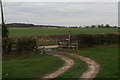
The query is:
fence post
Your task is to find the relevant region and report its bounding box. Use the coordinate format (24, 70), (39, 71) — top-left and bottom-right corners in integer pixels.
(76, 40), (78, 50)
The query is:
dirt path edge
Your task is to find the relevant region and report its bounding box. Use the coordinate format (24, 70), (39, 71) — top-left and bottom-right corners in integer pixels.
(62, 51), (100, 79)
(43, 53), (74, 78)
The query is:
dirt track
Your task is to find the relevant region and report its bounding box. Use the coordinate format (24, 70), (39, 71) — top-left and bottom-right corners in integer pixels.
(53, 50), (100, 79)
(43, 53), (74, 78)
(40, 47), (100, 79)
(64, 52), (100, 79)
(38, 45), (58, 49)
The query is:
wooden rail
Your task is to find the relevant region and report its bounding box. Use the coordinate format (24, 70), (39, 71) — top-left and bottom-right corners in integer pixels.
(58, 40), (78, 49)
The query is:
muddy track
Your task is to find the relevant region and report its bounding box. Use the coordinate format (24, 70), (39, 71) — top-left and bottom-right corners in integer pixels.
(42, 49), (100, 80)
(52, 50), (100, 80)
(43, 53), (74, 78)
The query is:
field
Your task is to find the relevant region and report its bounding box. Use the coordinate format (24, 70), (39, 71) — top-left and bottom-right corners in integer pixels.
(2, 53), (64, 78)
(8, 28), (118, 36)
(2, 45), (118, 79)
(3, 27), (118, 79)
(74, 45), (118, 78)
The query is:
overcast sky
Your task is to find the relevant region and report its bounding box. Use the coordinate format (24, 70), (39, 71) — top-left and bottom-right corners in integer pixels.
(2, 2), (118, 26)
(3, 0), (119, 2)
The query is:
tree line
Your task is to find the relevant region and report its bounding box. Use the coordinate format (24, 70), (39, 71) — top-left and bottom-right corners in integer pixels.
(67, 24), (118, 28)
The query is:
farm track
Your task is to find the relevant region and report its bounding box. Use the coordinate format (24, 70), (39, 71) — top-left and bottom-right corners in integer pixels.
(37, 44), (100, 79)
(43, 52), (75, 78)
(38, 45), (58, 49)
(42, 50), (100, 80)
(56, 50), (100, 79)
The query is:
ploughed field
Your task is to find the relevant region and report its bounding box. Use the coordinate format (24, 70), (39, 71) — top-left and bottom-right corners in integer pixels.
(8, 28), (118, 36)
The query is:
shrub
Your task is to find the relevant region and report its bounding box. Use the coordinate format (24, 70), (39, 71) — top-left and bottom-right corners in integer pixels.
(16, 37), (37, 52)
(76, 34), (99, 48)
(2, 37), (14, 54)
(74, 33), (119, 49)
(2, 37), (37, 54)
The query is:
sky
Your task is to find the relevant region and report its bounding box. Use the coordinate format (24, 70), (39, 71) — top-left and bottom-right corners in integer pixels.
(1, 1), (118, 26)
(3, 0), (120, 2)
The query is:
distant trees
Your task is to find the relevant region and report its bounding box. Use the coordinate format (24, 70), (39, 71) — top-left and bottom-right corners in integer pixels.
(105, 24), (110, 28)
(83, 24), (117, 28)
(98, 24), (104, 28)
(66, 24), (118, 28)
(91, 25), (96, 28)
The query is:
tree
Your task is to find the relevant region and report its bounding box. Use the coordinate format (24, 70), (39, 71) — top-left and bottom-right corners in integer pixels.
(113, 25), (117, 28)
(0, 0), (8, 38)
(2, 24), (8, 37)
(91, 25), (96, 28)
(85, 25), (89, 28)
(105, 24), (111, 28)
(98, 24), (104, 28)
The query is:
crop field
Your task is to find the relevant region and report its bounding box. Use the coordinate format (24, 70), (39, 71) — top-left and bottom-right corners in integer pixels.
(8, 28), (118, 36)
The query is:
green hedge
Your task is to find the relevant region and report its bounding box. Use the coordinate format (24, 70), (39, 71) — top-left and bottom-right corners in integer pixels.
(75, 33), (119, 48)
(2, 37), (15, 54)
(2, 37), (37, 54)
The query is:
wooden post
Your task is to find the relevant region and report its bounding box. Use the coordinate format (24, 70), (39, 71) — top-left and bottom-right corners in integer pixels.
(68, 30), (71, 43)
(76, 40), (78, 50)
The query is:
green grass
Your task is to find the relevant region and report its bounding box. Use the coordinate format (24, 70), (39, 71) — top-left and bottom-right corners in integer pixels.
(37, 41), (58, 46)
(74, 45), (118, 78)
(2, 53), (64, 78)
(8, 28), (118, 36)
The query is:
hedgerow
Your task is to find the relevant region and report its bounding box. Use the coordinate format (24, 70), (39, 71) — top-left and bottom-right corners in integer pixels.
(75, 33), (119, 48)
(2, 37), (37, 54)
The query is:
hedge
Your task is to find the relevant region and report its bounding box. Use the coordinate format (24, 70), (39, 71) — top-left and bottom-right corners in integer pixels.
(2, 37), (37, 54)
(2, 33), (120, 53)
(75, 33), (119, 48)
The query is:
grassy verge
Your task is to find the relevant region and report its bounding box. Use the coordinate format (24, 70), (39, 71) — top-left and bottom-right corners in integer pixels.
(73, 45), (118, 78)
(2, 53), (64, 78)
(37, 41), (58, 46)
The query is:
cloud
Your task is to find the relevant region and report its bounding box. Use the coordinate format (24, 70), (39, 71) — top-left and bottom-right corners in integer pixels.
(3, 0), (119, 2)
(3, 2), (118, 26)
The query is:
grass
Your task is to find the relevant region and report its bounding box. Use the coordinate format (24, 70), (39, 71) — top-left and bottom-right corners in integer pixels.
(37, 41), (58, 46)
(8, 28), (118, 36)
(74, 45), (118, 78)
(2, 53), (64, 78)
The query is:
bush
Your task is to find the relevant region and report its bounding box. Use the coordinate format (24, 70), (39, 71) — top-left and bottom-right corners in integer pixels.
(16, 37), (37, 52)
(74, 33), (119, 49)
(76, 34), (99, 48)
(2, 37), (37, 54)
(2, 37), (14, 54)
